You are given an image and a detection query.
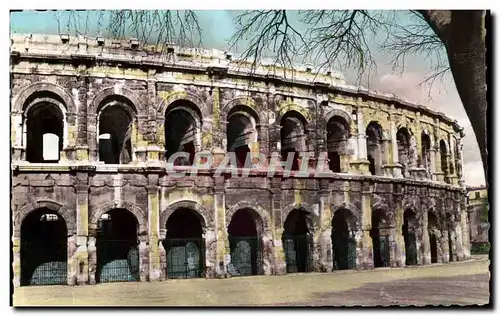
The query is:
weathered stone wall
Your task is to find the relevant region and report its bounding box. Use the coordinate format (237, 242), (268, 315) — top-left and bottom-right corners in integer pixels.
(10, 34), (469, 287)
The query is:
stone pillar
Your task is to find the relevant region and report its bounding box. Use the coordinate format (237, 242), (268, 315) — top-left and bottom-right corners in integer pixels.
(67, 235), (77, 285)
(270, 177), (286, 275)
(262, 229), (274, 275)
(422, 211), (431, 265)
(75, 77), (89, 162)
(390, 118), (403, 178)
(394, 197), (406, 267)
(388, 226), (398, 267)
(147, 176), (162, 281)
(442, 229), (450, 263)
(429, 148), (437, 180)
(138, 235), (149, 282)
(214, 176), (228, 277)
(12, 236), (21, 288)
(434, 144), (444, 182)
(11, 112), (24, 161)
(358, 183), (373, 269)
(317, 185), (332, 272)
(74, 183), (89, 285)
(204, 227), (218, 278)
(87, 236), (97, 284)
(87, 113), (98, 162)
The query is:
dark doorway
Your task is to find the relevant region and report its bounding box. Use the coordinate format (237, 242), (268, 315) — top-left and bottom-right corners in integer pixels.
(25, 101), (64, 163)
(328, 151), (341, 172)
(164, 208), (204, 279)
(96, 209), (140, 283)
(403, 210), (418, 266)
(282, 209), (312, 273)
(280, 111), (307, 171)
(448, 230), (454, 262)
(331, 209), (356, 270)
(370, 209), (390, 268)
(164, 102), (200, 166)
(366, 121), (383, 175)
(21, 208), (67, 286)
(428, 212), (439, 264)
(98, 101), (134, 164)
(368, 155), (376, 175)
(228, 209), (261, 276)
(327, 116), (349, 173)
(227, 107), (258, 168)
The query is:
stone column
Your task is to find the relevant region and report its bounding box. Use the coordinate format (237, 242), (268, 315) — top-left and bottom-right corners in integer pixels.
(394, 196), (406, 267)
(434, 144), (444, 182)
(147, 176), (162, 281)
(87, 236), (97, 284)
(268, 125), (282, 162)
(262, 228), (274, 276)
(270, 177), (286, 275)
(87, 113), (99, 162)
(12, 235), (21, 288)
(204, 226), (218, 278)
(67, 235), (77, 285)
(214, 176), (228, 277)
(257, 123), (269, 166)
(138, 234), (149, 282)
(422, 211), (431, 265)
(74, 183), (89, 285)
(11, 111), (24, 161)
(390, 118), (403, 178)
(317, 183), (332, 272)
(75, 77), (89, 162)
(358, 183), (373, 269)
(429, 148), (437, 180)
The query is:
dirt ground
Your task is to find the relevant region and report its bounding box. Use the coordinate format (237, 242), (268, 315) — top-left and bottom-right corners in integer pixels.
(13, 257), (490, 307)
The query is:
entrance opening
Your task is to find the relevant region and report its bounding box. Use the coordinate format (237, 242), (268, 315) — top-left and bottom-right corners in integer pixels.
(370, 209), (390, 268)
(396, 128), (411, 177)
(227, 106), (258, 168)
(282, 209), (312, 273)
(20, 208), (67, 286)
(439, 140), (449, 182)
(428, 212), (438, 263)
(98, 99), (134, 164)
(327, 116), (349, 173)
(25, 98), (64, 163)
(96, 209), (139, 283)
(228, 209), (262, 276)
(164, 208), (204, 279)
(366, 121), (383, 175)
(421, 132), (432, 177)
(448, 230), (454, 262)
(280, 111), (307, 171)
(164, 101), (200, 166)
(403, 209), (418, 266)
(331, 209), (356, 270)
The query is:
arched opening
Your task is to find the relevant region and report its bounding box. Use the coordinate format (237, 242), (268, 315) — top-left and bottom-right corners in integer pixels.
(164, 100), (201, 166)
(24, 96), (65, 163)
(428, 212), (439, 264)
(227, 209), (262, 276)
(370, 209), (390, 268)
(163, 208), (204, 279)
(397, 128), (411, 177)
(98, 98), (135, 164)
(280, 111), (307, 171)
(331, 209), (356, 270)
(227, 106), (258, 168)
(20, 208), (67, 286)
(366, 121), (383, 176)
(403, 209), (418, 266)
(96, 209), (140, 283)
(282, 209), (312, 273)
(327, 116), (350, 173)
(421, 132), (432, 177)
(439, 140), (449, 182)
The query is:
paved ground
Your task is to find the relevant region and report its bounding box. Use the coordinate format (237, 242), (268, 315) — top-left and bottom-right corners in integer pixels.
(13, 257), (490, 307)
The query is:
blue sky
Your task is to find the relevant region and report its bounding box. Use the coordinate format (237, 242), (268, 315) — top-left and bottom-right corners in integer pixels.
(9, 10), (485, 186)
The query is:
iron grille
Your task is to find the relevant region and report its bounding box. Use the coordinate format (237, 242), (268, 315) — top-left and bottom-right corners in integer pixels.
(164, 238), (204, 279)
(405, 232), (418, 266)
(283, 234), (312, 273)
(229, 236), (262, 276)
(332, 235), (357, 270)
(96, 239), (140, 283)
(21, 241), (67, 286)
(379, 235), (390, 267)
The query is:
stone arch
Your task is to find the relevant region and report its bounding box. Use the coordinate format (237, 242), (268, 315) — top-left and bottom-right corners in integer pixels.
(281, 202), (319, 232)
(421, 128), (435, 148)
(324, 109), (352, 128)
(226, 201), (270, 231)
(12, 82), (76, 114)
(223, 97), (262, 123)
(371, 196), (395, 227)
(331, 202), (360, 230)
(15, 199), (76, 237)
(157, 91), (210, 119)
(160, 200), (211, 234)
(276, 103), (312, 125)
(89, 200), (148, 236)
(90, 86), (144, 115)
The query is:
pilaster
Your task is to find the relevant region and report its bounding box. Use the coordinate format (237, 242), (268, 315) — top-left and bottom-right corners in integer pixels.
(147, 175), (161, 281)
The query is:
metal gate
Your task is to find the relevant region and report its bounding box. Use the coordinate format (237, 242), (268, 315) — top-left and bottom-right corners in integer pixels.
(165, 238), (204, 279)
(229, 236), (261, 276)
(379, 235), (390, 267)
(405, 233), (418, 266)
(283, 234), (312, 273)
(332, 235), (356, 270)
(97, 240), (140, 283)
(21, 241), (67, 286)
